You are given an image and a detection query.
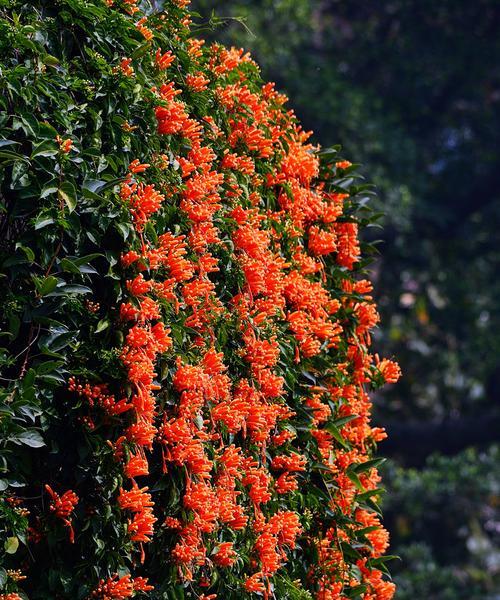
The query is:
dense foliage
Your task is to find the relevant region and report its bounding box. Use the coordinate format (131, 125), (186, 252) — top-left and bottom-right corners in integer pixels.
(190, 0), (500, 597)
(0, 1), (399, 598)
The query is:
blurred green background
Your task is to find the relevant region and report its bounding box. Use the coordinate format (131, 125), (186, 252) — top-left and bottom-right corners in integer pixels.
(191, 1), (500, 597)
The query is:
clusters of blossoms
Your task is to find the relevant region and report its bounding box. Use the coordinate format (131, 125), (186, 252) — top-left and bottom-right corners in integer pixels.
(0, 0), (399, 597)
(44, 485), (79, 544)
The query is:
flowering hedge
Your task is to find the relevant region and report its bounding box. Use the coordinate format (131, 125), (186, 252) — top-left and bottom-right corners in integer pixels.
(0, 1), (400, 598)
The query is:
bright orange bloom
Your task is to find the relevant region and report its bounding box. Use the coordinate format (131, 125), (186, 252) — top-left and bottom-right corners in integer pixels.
(155, 49), (174, 70)
(186, 73), (210, 92)
(122, 182), (164, 230)
(45, 485), (78, 543)
(92, 573), (153, 598)
(376, 358), (402, 384)
(92, 6), (398, 593)
(124, 453), (149, 479)
(244, 572), (266, 594)
(118, 483), (154, 512)
(212, 542), (237, 567)
(136, 17), (153, 40)
(336, 160), (352, 169)
(271, 453), (307, 472)
(120, 57), (134, 77)
(128, 158), (150, 173)
(56, 135), (73, 153)
(126, 274), (151, 296)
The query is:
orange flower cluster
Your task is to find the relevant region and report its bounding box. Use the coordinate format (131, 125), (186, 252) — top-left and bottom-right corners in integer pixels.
(61, 3), (400, 597)
(91, 573), (153, 599)
(69, 377), (134, 418)
(44, 485), (78, 543)
(118, 483), (156, 544)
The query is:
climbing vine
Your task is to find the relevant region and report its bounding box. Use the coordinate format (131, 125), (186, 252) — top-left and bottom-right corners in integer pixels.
(0, 1), (399, 598)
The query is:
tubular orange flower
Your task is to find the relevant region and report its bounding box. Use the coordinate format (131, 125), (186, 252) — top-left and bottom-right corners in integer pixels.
(128, 159), (150, 173)
(212, 542), (237, 567)
(376, 357), (402, 384)
(244, 572), (266, 594)
(120, 57), (134, 77)
(155, 48), (174, 70)
(92, 573), (153, 598)
(45, 485), (78, 543)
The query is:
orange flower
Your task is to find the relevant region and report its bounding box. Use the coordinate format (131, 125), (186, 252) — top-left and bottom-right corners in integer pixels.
(126, 274), (151, 296)
(92, 573), (153, 598)
(186, 73), (210, 92)
(56, 135), (72, 153)
(120, 57), (134, 77)
(335, 222), (360, 269)
(212, 542), (237, 567)
(244, 572), (266, 594)
(308, 225), (337, 256)
(128, 158), (150, 173)
(271, 453), (307, 472)
(336, 160), (352, 169)
(164, 516), (182, 529)
(275, 472), (298, 494)
(124, 453), (149, 479)
(136, 16), (153, 40)
(376, 358), (402, 384)
(128, 507), (156, 542)
(45, 485), (78, 543)
(155, 49), (174, 70)
(123, 182), (165, 230)
(118, 483), (154, 512)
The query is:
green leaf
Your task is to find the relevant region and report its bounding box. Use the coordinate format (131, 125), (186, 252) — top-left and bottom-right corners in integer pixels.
(42, 53), (60, 66)
(345, 584), (368, 598)
(0, 139), (20, 148)
(4, 537), (19, 554)
(323, 423), (350, 449)
(0, 149), (29, 163)
(15, 243), (35, 262)
(73, 253), (103, 266)
(60, 258), (82, 274)
(331, 414), (358, 428)
(95, 319), (110, 333)
(116, 222), (132, 240)
(59, 284), (92, 294)
(132, 42), (151, 59)
(346, 467), (364, 491)
(38, 275), (58, 296)
(15, 429), (45, 448)
(352, 458), (386, 474)
(59, 181), (77, 212)
(46, 284), (92, 296)
(34, 215), (55, 230)
(35, 360), (65, 375)
(31, 140), (58, 158)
